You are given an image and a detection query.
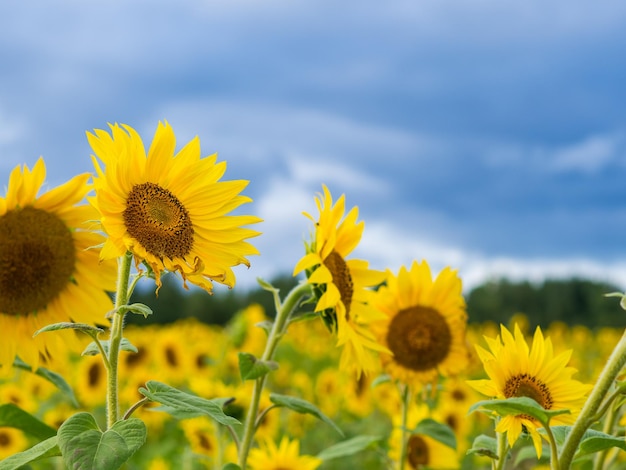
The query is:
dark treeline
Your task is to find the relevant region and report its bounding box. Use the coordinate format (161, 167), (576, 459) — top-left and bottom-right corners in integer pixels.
(127, 274), (625, 329)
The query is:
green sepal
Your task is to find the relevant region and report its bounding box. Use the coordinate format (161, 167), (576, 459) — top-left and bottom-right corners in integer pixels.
(269, 393), (344, 437)
(316, 435), (382, 461)
(57, 412), (146, 470)
(238, 352), (278, 381)
(139, 380), (240, 426)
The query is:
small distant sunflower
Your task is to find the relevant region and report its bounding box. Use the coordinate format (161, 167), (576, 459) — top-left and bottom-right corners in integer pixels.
(372, 260), (468, 385)
(88, 121), (261, 293)
(293, 185), (387, 377)
(467, 323), (591, 457)
(247, 436), (322, 470)
(0, 427), (28, 459)
(0, 158), (116, 373)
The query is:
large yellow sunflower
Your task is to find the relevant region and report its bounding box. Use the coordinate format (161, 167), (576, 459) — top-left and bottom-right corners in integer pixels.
(0, 158), (116, 374)
(467, 323), (591, 457)
(88, 121), (261, 293)
(247, 436), (322, 470)
(293, 185), (387, 378)
(372, 260), (468, 386)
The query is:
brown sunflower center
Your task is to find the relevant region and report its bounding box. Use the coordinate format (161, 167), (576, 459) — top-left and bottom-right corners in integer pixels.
(123, 182), (194, 259)
(386, 306), (452, 372)
(0, 430), (11, 447)
(504, 373), (553, 409)
(407, 434), (429, 468)
(0, 207), (76, 316)
(323, 250), (353, 319)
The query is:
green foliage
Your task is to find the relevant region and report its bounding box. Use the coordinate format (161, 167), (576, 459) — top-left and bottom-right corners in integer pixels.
(237, 352), (278, 381)
(269, 393), (344, 437)
(316, 435), (382, 461)
(0, 437), (60, 470)
(466, 277), (623, 327)
(57, 413), (146, 470)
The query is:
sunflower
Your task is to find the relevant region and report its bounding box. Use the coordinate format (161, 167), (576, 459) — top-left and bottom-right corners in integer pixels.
(88, 121), (261, 293)
(247, 436), (322, 470)
(372, 260), (468, 386)
(467, 323), (591, 457)
(293, 185), (387, 377)
(0, 158), (116, 374)
(0, 427), (28, 460)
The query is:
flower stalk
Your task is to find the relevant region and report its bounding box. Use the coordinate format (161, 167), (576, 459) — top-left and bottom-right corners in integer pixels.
(559, 328), (626, 469)
(106, 251), (133, 429)
(237, 281), (311, 470)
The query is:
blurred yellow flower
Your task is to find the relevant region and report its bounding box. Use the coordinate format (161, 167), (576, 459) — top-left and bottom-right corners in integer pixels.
(247, 436), (322, 470)
(88, 121), (261, 293)
(0, 158), (116, 373)
(293, 184), (387, 377)
(467, 323), (591, 457)
(372, 260), (468, 385)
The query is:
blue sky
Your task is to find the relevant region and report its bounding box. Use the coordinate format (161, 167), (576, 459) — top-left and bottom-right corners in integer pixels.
(2, 0), (626, 293)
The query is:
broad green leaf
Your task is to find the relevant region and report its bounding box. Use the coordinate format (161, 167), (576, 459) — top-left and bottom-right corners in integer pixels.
(576, 428), (626, 458)
(222, 464), (241, 470)
(413, 418), (456, 450)
(139, 380), (240, 426)
(57, 412), (146, 470)
(270, 393), (344, 437)
(514, 444), (549, 466)
(82, 338), (138, 356)
(117, 303), (153, 318)
(466, 434), (498, 460)
(0, 404), (57, 440)
(0, 436), (60, 470)
(316, 435), (382, 461)
(33, 322), (103, 337)
(12, 358), (79, 407)
(469, 397), (570, 426)
(238, 352), (278, 381)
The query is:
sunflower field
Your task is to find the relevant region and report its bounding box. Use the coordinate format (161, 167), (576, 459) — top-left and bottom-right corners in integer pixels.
(2, 122), (626, 470)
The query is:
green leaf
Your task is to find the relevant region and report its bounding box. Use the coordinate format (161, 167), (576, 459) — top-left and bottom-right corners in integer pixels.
(256, 277), (278, 292)
(118, 303), (153, 318)
(57, 412), (146, 470)
(316, 435), (382, 461)
(469, 397), (570, 426)
(466, 434), (498, 460)
(255, 320), (274, 335)
(0, 436), (61, 470)
(0, 404), (57, 440)
(238, 352), (278, 381)
(33, 322), (104, 337)
(269, 393), (344, 437)
(371, 374), (392, 388)
(222, 464), (241, 470)
(139, 380), (240, 426)
(82, 338), (138, 356)
(12, 358), (79, 408)
(605, 292), (626, 311)
(413, 418), (457, 450)
(576, 428), (626, 458)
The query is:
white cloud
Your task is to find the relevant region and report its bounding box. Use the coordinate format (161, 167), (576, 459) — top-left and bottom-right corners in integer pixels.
(550, 132), (625, 173)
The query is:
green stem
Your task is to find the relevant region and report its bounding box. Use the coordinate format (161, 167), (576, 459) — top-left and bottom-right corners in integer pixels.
(493, 430), (508, 470)
(593, 397), (621, 470)
(397, 383), (411, 470)
(237, 281), (311, 470)
(559, 329), (626, 469)
(544, 423), (559, 470)
(106, 251), (133, 429)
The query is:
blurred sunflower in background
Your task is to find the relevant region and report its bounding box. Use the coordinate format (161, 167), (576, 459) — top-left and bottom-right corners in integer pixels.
(293, 184), (387, 378)
(0, 158), (116, 374)
(247, 436), (322, 470)
(88, 121), (262, 293)
(372, 260), (468, 386)
(467, 323), (591, 457)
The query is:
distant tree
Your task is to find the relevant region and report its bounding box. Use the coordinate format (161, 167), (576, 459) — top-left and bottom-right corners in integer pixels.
(466, 277), (624, 328)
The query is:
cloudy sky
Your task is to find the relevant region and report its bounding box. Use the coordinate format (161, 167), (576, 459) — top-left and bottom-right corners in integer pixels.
(2, 0), (626, 293)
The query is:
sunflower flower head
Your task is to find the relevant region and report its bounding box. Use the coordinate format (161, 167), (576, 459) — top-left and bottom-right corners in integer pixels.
(88, 121), (262, 293)
(293, 184), (387, 378)
(372, 260), (469, 386)
(0, 158), (116, 374)
(467, 323), (592, 457)
(247, 436), (322, 470)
